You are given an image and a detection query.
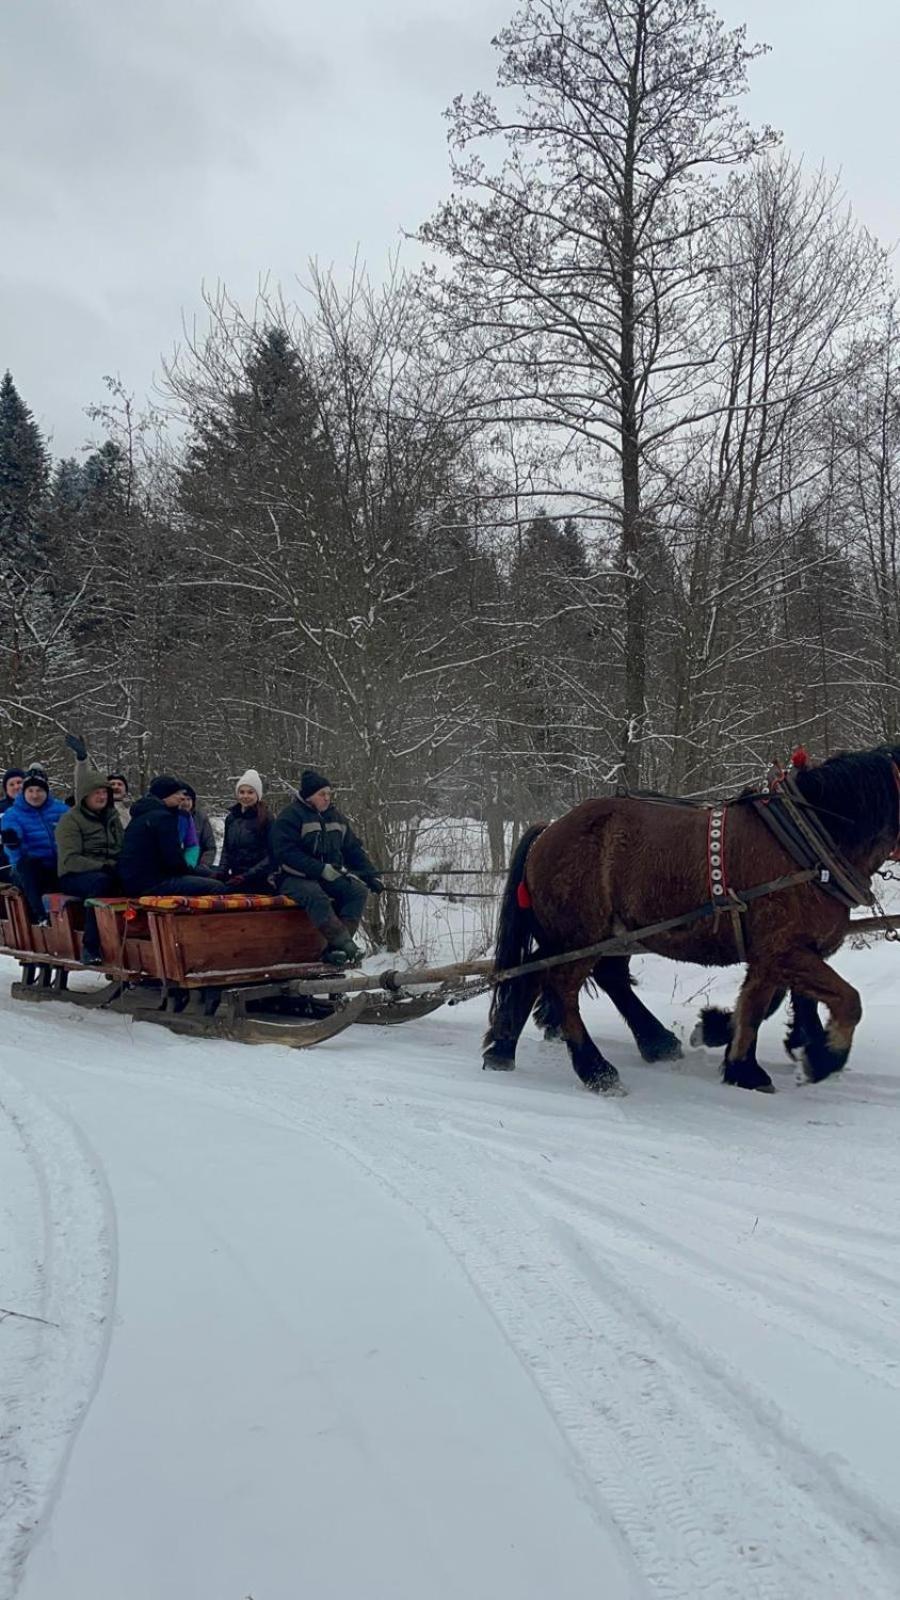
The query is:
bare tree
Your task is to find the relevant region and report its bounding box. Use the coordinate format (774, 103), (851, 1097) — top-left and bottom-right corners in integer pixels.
(421, 0), (775, 783)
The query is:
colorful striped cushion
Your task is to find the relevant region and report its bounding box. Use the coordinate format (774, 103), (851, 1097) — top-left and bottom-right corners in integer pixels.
(135, 893), (296, 912)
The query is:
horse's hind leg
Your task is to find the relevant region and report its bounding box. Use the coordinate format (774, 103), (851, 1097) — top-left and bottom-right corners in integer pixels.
(483, 972), (541, 1072)
(533, 982), (565, 1040)
(593, 957), (682, 1062)
(784, 993), (825, 1062)
(722, 968), (781, 1092)
(553, 968), (624, 1095)
(693, 988), (786, 1050)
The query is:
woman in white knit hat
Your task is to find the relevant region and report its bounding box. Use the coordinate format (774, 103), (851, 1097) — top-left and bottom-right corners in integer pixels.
(220, 769), (274, 890)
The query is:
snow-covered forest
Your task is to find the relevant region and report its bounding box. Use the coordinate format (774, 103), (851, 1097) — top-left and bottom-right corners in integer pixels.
(3, 0), (900, 863)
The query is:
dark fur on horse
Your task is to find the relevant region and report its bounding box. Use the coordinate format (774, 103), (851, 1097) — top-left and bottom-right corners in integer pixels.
(484, 745), (900, 1096)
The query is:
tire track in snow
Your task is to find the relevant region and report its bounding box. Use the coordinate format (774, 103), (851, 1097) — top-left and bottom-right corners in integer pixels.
(0, 1070), (116, 1600)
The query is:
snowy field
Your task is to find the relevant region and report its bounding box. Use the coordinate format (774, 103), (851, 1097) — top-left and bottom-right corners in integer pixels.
(2, 916), (900, 1598)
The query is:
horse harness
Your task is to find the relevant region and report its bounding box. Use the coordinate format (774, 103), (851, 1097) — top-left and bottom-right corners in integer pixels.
(478, 769), (900, 994)
(635, 775), (883, 961)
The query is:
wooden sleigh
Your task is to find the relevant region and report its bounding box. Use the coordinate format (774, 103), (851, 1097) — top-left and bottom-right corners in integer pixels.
(0, 885), (399, 1046)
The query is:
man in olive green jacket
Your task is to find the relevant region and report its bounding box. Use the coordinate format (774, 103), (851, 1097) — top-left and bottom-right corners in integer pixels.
(56, 752), (124, 963)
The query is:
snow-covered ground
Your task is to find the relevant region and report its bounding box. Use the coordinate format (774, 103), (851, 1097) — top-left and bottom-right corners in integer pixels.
(2, 926), (900, 1599)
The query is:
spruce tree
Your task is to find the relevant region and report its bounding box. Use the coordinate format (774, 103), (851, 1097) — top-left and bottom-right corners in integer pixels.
(0, 370), (49, 565)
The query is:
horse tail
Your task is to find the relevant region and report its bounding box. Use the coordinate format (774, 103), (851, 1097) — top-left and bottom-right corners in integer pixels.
(483, 824), (546, 1063)
(492, 823), (546, 973)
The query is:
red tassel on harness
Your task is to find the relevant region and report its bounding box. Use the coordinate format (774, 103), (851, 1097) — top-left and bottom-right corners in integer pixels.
(790, 746), (809, 769)
(517, 881), (532, 910)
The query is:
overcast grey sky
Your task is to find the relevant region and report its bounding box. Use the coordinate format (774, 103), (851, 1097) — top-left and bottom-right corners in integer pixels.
(3, 0), (898, 456)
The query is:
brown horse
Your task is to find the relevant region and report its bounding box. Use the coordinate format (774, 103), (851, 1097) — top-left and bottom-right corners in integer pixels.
(483, 746), (900, 1094)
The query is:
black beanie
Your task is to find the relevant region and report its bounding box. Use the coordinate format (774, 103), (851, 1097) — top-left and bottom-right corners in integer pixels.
(107, 772), (129, 792)
(149, 774), (188, 800)
(2, 767), (25, 793)
(300, 768), (331, 800)
(22, 766), (50, 796)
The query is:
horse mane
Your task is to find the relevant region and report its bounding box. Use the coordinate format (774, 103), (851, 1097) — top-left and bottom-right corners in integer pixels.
(792, 747), (899, 851)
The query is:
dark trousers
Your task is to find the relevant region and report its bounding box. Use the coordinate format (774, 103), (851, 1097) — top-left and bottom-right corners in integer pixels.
(11, 858), (58, 922)
(152, 875), (228, 896)
(279, 872), (367, 932)
(224, 866), (273, 892)
(59, 869), (120, 959)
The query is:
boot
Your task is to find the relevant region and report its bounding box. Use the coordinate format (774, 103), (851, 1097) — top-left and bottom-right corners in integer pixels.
(319, 914), (363, 967)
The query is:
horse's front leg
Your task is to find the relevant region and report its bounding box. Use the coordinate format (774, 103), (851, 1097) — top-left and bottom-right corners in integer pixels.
(722, 967), (781, 1093)
(776, 951), (862, 1083)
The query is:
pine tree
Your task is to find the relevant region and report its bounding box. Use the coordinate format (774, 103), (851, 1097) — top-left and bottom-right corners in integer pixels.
(0, 370), (49, 566)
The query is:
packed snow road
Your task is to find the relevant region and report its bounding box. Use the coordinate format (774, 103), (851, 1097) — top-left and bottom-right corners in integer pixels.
(2, 941), (900, 1600)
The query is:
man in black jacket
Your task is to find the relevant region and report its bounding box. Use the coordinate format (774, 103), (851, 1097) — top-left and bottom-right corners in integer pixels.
(118, 776), (224, 898)
(271, 769), (384, 964)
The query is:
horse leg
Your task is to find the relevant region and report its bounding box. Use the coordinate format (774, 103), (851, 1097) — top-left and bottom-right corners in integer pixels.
(483, 971), (541, 1072)
(593, 957), (682, 1062)
(692, 988), (786, 1050)
(553, 968), (624, 1095)
(784, 993), (824, 1061)
(533, 982), (565, 1040)
(775, 952), (862, 1083)
(722, 969), (782, 1092)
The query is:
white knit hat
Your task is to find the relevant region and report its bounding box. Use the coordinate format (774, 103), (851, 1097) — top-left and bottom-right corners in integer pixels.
(235, 768), (263, 800)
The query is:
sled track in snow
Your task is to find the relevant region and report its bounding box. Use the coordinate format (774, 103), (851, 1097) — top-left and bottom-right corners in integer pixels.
(0, 1069), (116, 1600)
(268, 1084), (900, 1600)
(8, 1006), (900, 1600)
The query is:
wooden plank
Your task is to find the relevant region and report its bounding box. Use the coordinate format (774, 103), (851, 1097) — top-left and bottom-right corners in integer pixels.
(92, 903), (158, 977)
(148, 912), (185, 983)
(167, 909), (324, 980)
(43, 902), (80, 962)
(3, 890), (33, 950)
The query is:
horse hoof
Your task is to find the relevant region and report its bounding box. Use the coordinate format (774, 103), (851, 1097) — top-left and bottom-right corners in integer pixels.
(638, 1031), (682, 1063)
(585, 1073), (627, 1096)
(722, 1059), (775, 1093)
(694, 1006), (734, 1049)
(482, 1050), (516, 1072)
(796, 1048), (847, 1085)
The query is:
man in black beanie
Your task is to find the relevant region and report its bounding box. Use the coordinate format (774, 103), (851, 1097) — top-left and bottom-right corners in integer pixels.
(271, 769), (384, 965)
(118, 776), (224, 898)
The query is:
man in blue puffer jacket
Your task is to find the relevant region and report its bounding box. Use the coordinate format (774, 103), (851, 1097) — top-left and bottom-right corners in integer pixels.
(0, 766), (68, 923)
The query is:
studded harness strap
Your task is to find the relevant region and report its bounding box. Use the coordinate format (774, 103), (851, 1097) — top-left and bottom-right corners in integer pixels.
(706, 803), (747, 962)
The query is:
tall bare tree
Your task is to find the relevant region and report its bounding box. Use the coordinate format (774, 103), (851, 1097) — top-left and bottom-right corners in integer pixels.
(421, 0), (776, 782)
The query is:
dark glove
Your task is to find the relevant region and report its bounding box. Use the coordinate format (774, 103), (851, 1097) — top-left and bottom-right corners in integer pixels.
(364, 875), (385, 894)
(65, 733), (88, 762)
(226, 873), (247, 888)
(0, 829), (18, 847)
